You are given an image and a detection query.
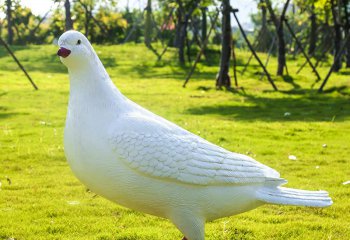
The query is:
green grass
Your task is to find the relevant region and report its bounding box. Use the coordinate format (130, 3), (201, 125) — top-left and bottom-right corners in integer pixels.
(0, 43), (350, 240)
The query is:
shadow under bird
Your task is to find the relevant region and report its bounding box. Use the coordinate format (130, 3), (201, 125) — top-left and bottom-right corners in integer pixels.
(57, 30), (332, 240)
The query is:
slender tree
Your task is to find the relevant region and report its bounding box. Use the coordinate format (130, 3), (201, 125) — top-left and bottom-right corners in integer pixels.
(176, 0), (186, 64)
(343, 0), (350, 67)
(201, 7), (207, 43)
(174, 7), (182, 48)
(6, 0), (13, 44)
(216, 0), (232, 89)
(175, 0), (200, 64)
(309, 3), (317, 55)
(64, 0), (74, 30)
(144, 0), (152, 47)
(331, 0), (342, 71)
(265, 0), (290, 76)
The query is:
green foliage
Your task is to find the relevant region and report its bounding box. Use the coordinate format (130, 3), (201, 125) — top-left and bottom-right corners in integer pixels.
(49, 8), (66, 40)
(249, 0), (340, 58)
(0, 0), (220, 47)
(1, 1), (51, 44)
(122, 8), (145, 43)
(0, 44), (350, 239)
(72, 1), (127, 44)
(0, 0), (131, 44)
(293, 0), (332, 22)
(94, 7), (128, 43)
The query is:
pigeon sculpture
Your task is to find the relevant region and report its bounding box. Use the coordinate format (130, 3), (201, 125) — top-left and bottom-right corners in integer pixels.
(58, 30), (332, 240)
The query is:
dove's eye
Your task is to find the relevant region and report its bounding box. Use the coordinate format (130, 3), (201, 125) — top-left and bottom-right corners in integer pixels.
(77, 40), (81, 45)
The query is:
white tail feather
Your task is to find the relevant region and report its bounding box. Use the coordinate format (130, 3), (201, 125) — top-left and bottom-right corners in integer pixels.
(256, 187), (332, 207)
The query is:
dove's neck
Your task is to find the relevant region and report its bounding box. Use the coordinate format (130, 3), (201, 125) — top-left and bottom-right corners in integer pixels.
(67, 55), (126, 113)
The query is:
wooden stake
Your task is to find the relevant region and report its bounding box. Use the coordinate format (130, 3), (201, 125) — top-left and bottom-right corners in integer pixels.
(284, 18), (321, 80)
(0, 37), (38, 90)
(241, 30), (263, 75)
(318, 34), (350, 92)
(232, 39), (238, 87)
(231, 8), (278, 91)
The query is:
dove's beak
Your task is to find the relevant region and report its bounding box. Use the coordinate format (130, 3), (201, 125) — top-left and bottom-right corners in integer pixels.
(57, 47), (71, 58)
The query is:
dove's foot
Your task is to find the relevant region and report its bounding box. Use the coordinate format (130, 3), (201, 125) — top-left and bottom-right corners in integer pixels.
(171, 211), (204, 240)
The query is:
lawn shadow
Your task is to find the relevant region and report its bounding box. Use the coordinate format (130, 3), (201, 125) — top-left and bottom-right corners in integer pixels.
(322, 86), (350, 96)
(185, 92), (350, 122)
(130, 65), (216, 81)
(0, 105), (30, 119)
(283, 75), (301, 89)
(337, 70), (350, 76)
(0, 112), (29, 119)
(279, 85), (350, 96)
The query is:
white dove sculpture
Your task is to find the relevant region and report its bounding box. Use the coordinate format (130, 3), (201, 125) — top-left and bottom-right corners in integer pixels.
(58, 30), (332, 240)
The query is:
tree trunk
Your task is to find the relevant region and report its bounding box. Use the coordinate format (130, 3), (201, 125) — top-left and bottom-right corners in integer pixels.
(347, 34), (350, 69)
(201, 7), (207, 43)
(175, 0), (187, 64)
(178, 16), (187, 64)
(64, 0), (74, 30)
(174, 9), (182, 47)
(321, 11), (333, 52)
(144, 0), (152, 47)
(265, 0), (289, 76)
(309, 4), (317, 55)
(191, 17), (200, 47)
(276, 23), (286, 75)
(6, 0), (13, 44)
(78, 0), (91, 38)
(175, 0), (199, 64)
(331, 0), (342, 72)
(343, 0), (350, 67)
(174, 5), (187, 64)
(216, 0), (231, 89)
(85, 8), (91, 38)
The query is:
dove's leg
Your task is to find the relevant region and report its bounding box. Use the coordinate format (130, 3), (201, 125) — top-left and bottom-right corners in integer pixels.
(171, 212), (205, 240)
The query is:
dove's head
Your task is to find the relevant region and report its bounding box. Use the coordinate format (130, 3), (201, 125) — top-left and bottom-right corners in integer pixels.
(57, 30), (95, 69)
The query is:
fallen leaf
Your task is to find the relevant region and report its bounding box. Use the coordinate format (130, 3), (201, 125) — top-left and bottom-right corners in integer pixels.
(343, 181), (350, 185)
(67, 201), (80, 205)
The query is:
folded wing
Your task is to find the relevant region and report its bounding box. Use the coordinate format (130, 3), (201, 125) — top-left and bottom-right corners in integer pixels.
(109, 113), (284, 186)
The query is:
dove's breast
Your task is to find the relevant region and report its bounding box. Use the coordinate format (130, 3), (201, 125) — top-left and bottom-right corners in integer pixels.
(63, 105), (174, 217)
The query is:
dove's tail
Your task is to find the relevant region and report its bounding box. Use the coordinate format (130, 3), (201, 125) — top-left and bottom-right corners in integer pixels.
(256, 187), (332, 207)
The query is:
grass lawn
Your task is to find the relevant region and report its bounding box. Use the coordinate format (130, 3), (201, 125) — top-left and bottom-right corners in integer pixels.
(0, 43), (349, 240)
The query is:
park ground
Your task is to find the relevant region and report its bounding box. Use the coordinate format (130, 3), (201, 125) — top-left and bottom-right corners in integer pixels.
(0, 44), (350, 239)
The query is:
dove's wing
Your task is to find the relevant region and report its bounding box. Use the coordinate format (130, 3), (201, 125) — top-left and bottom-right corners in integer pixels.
(109, 111), (284, 186)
